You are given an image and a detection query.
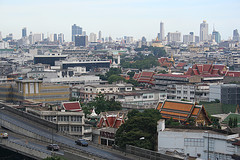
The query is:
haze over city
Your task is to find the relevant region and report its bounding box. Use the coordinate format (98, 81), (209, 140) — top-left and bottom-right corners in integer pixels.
(0, 0), (240, 41)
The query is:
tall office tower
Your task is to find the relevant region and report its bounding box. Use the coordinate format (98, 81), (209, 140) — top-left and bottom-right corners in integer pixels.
(159, 22), (165, 41)
(22, 27), (27, 38)
(75, 35), (88, 47)
(89, 32), (97, 42)
(54, 34), (58, 42)
(98, 31), (102, 41)
(29, 32), (33, 44)
(212, 30), (221, 43)
(58, 33), (64, 44)
(72, 24), (82, 42)
(167, 31), (181, 42)
(200, 20), (208, 42)
(0, 32), (2, 40)
(233, 29), (240, 41)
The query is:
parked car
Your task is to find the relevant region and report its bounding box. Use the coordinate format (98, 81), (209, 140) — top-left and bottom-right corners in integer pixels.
(75, 139), (88, 147)
(47, 144), (60, 151)
(0, 132), (8, 139)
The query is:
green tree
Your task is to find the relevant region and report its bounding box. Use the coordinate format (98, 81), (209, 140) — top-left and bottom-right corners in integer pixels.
(108, 75), (125, 84)
(86, 94), (122, 114)
(127, 71), (135, 78)
(115, 109), (161, 150)
(228, 117), (233, 128)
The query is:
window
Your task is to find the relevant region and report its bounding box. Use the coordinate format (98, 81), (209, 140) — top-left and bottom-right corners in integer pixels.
(149, 95), (153, 98)
(177, 90), (181, 94)
(143, 96), (147, 99)
(184, 138), (204, 147)
(183, 91), (187, 94)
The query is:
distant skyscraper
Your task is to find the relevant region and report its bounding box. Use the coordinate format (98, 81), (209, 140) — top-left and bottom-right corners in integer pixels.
(233, 29), (240, 42)
(212, 30), (221, 43)
(54, 34), (58, 42)
(183, 32), (195, 44)
(72, 24), (82, 42)
(98, 31), (102, 41)
(89, 33), (97, 42)
(0, 32), (2, 41)
(200, 20), (208, 42)
(75, 35), (88, 47)
(167, 31), (181, 42)
(58, 33), (64, 44)
(22, 27), (27, 38)
(160, 22), (165, 41)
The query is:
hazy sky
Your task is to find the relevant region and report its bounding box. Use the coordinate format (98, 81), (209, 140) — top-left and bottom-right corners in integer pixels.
(0, 0), (240, 41)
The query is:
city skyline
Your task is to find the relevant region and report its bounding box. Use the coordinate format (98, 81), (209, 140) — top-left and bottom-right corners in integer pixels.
(0, 0), (240, 41)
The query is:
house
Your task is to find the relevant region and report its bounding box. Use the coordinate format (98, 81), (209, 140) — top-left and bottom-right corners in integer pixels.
(156, 99), (211, 126)
(93, 110), (128, 146)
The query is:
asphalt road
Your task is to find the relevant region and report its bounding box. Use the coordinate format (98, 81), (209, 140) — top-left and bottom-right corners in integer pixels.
(0, 112), (133, 160)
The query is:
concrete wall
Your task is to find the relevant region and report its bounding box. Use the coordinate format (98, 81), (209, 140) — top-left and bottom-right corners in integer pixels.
(1, 139), (49, 159)
(0, 102), (57, 130)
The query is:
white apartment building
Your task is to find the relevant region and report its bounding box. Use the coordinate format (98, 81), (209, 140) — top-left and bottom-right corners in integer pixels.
(71, 83), (133, 102)
(167, 84), (195, 102)
(157, 119), (240, 160)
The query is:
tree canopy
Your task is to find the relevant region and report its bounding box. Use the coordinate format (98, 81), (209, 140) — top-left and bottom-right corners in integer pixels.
(115, 109), (161, 150)
(83, 94), (122, 114)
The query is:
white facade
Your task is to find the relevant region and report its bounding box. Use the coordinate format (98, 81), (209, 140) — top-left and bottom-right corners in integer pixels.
(200, 20), (209, 42)
(167, 84), (195, 102)
(33, 33), (43, 43)
(167, 31), (181, 42)
(157, 121), (240, 160)
(89, 32), (97, 42)
(0, 41), (9, 49)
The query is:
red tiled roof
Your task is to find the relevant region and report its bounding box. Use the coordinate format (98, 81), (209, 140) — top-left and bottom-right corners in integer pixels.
(141, 71), (154, 77)
(155, 74), (190, 78)
(62, 102), (82, 112)
(176, 63), (186, 67)
(186, 64), (228, 76)
(97, 114), (125, 128)
(226, 71), (240, 77)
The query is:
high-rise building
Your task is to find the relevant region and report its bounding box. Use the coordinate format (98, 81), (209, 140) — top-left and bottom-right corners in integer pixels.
(33, 33), (43, 44)
(89, 33), (97, 42)
(233, 29), (240, 42)
(22, 27), (27, 38)
(72, 24), (82, 42)
(200, 20), (208, 42)
(212, 30), (221, 43)
(75, 35), (88, 47)
(183, 32), (195, 44)
(167, 31), (181, 43)
(0, 32), (2, 41)
(58, 33), (64, 44)
(98, 31), (102, 41)
(159, 22), (165, 41)
(54, 34), (58, 42)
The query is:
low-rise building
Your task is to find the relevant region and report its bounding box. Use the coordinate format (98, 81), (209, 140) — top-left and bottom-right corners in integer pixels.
(157, 119), (240, 160)
(26, 101), (92, 140)
(70, 83), (133, 103)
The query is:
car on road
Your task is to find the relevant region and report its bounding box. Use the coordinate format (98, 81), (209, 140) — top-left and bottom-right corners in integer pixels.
(0, 132), (8, 139)
(47, 144), (60, 151)
(75, 139), (88, 147)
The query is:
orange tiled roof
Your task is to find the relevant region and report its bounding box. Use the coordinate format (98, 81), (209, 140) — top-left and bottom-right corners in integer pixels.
(163, 101), (193, 112)
(161, 111), (189, 117)
(156, 102), (163, 110)
(192, 107), (200, 116)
